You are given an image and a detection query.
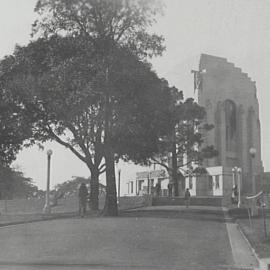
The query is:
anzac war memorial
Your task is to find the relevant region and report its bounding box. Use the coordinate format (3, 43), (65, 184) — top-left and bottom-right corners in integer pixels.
(126, 54), (269, 212)
(1, 1), (270, 269)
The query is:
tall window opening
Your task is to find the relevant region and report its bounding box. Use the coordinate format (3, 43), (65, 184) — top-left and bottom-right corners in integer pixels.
(224, 100), (237, 151)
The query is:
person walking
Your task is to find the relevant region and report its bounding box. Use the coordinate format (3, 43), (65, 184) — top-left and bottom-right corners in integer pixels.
(78, 183), (88, 217)
(156, 182), (161, 197)
(231, 185), (238, 205)
(184, 188), (191, 208)
(167, 182), (173, 197)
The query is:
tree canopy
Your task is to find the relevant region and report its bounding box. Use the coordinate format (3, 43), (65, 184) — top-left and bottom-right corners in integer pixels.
(0, 32), (173, 215)
(0, 61), (34, 166)
(0, 1), (218, 211)
(0, 165), (38, 199)
(151, 97), (218, 196)
(29, 0), (167, 216)
(32, 0), (165, 59)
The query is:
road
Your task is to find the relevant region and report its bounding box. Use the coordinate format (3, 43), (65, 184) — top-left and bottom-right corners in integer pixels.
(0, 206), (255, 270)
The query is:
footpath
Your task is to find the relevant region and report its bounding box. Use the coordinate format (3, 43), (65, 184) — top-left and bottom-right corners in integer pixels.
(223, 208), (259, 270)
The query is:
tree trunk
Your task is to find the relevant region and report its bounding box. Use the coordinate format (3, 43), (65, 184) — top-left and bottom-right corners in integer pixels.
(172, 131), (179, 196)
(102, 65), (118, 216)
(103, 148), (118, 216)
(90, 167), (99, 211)
(178, 172), (185, 196)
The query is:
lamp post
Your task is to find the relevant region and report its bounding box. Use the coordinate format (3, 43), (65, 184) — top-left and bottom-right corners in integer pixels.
(249, 147), (257, 194)
(232, 167), (242, 208)
(147, 173), (150, 195)
(117, 168), (121, 205)
(232, 167), (236, 187)
(43, 149), (53, 214)
(237, 168), (242, 208)
(249, 147), (257, 216)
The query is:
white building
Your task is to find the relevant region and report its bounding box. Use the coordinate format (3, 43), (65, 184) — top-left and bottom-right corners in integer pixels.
(127, 169), (169, 197)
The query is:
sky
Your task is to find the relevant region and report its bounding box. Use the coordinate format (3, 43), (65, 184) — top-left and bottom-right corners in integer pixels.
(1, 0), (270, 193)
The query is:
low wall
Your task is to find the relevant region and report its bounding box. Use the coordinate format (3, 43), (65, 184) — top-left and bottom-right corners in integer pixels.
(119, 195), (152, 210)
(0, 195), (152, 215)
(1, 194), (239, 214)
(0, 198), (45, 214)
(152, 196), (223, 207)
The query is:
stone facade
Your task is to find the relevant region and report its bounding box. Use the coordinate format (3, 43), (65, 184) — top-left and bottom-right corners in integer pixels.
(197, 54), (264, 195)
(184, 166), (233, 202)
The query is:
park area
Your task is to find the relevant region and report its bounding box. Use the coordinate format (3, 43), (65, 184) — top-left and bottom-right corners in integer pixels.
(0, 195), (150, 226)
(0, 205), (236, 270)
(0, 195), (269, 267)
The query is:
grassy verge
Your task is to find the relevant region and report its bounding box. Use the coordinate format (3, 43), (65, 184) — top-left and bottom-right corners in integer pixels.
(237, 215), (270, 258)
(0, 195), (149, 225)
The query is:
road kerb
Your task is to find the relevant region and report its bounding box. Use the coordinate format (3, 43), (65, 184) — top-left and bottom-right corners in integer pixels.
(223, 207), (259, 269)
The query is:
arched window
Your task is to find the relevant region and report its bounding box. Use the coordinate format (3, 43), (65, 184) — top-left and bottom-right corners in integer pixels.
(224, 100), (237, 151)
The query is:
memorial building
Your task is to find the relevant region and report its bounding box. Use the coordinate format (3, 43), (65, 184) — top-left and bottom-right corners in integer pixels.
(193, 54), (264, 198)
(127, 54), (264, 202)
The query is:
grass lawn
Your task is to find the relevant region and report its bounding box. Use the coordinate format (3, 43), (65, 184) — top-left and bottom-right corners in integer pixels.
(237, 215), (270, 258)
(0, 195), (149, 226)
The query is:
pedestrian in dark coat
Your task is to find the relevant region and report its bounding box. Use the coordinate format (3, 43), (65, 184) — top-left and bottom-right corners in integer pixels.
(184, 188), (191, 208)
(168, 182), (173, 197)
(156, 182), (161, 197)
(231, 185), (238, 204)
(78, 183), (88, 217)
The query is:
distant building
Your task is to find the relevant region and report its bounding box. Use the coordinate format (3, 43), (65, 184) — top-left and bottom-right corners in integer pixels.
(128, 54), (265, 203)
(197, 54), (263, 194)
(180, 54), (264, 202)
(127, 169), (169, 197)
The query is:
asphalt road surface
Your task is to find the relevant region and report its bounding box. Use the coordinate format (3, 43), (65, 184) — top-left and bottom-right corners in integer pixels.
(0, 207), (242, 270)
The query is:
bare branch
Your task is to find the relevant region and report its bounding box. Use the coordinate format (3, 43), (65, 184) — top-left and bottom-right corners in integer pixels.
(99, 168), (106, 174)
(98, 163), (106, 171)
(46, 126), (87, 164)
(150, 157), (170, 172)
(65, 122), (92, 160)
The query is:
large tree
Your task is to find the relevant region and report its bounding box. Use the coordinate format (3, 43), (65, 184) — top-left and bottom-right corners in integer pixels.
(151, 96), (218, 196)
(0, 165), (38, 199)
(30, 0), (167, 216)
(0, 34), (172, 215)
(0, 36), (106, 210)
(0, 60), (33, 166)
(0, 66), (36, 198)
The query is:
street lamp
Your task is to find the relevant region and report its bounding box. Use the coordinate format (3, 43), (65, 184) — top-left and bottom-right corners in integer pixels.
(237, 168), (242, 208)
(249, 147), (257, 194)
(232, 167), (242, 208)
(117, 168), (121, 205)
(232, 167), (236, 187)
(249, 147), (256, 158)
(43, 149), (53, 214)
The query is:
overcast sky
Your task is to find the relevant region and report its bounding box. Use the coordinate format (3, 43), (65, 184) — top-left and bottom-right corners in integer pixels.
(1, 0), (270, 192)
